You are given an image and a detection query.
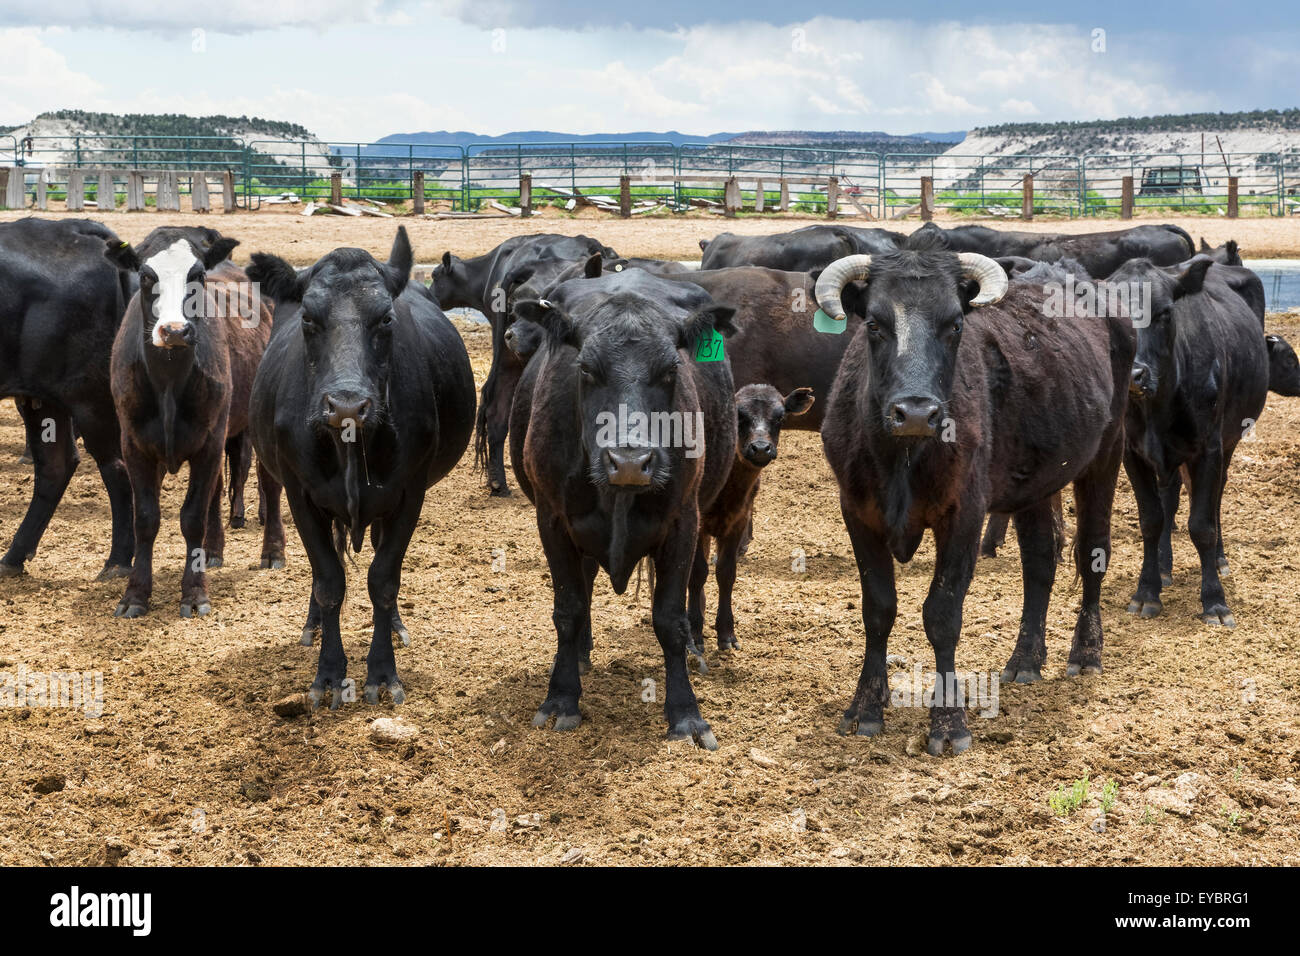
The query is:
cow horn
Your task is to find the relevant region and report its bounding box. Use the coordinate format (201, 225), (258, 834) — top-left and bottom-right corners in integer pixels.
(958, 253), (1008, 306)
(814, 255), (873, 322)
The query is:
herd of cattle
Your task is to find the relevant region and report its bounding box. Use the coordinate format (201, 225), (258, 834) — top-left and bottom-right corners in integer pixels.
(1, 216), (1296, 756)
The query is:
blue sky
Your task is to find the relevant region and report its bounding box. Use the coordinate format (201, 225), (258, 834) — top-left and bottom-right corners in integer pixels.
(0, 1), (1295, 141)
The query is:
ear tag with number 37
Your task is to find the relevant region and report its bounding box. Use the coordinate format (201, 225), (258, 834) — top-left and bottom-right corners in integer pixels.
(693, 327), (725, 362)
(813, 308), (846, 334)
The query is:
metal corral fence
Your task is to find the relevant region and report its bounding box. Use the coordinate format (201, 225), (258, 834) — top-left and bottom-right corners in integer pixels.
(2, 133), (1298, 217)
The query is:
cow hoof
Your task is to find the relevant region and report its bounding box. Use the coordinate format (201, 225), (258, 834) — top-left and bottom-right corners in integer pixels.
(667, 718), (718, 751)
(1126, 598), (1162, 618)
(229, 516), (245, 529)
(180, 599), (212, 618)
(113, 601), (147, 619)
(717, 636), (739, 651)
(259, 557), (286, 570)
(1160, 572), (1173, 588)
(533, 698), (581, 731)
(18, 453), (33, 466)
(686, 644), (709, 675)
(488, 484), (512, 498)
(1202, 607), (1236, 628)
(300, 626), (319, 647)
(836, 712), (883, 736)
(928, 707), (971, 756)
(979, 546), (998, 559)
(308, 687), (345, 712)
(927, 731), (973, 757)
(1066, 662), (1103, 676)
(96, 562), (132, 581)
(855, 718), (883, 737)
(1217, 558), (1230, 575)
(1000, 659), (1042, 684)
(364, 680), (405, 706)
(577, 654), (592, 675)
(206, 556), (223, 570)
(0, 561), (24, 579)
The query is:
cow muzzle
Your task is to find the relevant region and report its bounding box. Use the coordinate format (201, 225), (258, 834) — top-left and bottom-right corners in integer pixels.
(1130, 363), (1156, 398)
(323, 393), (374, 432)
(603, 447), (656, 487)
(887, 397), (943, 438)
(153, 321), (193, 349)
(743, 440), (776, 467)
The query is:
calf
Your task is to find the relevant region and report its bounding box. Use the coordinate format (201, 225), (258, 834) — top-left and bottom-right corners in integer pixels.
(432, 234), (616, 496)
(687, 385), (813, 655)
(106, 228), (283, 618)
(509, 270), (736, 748)
(0, 218), (135, 580)
(1111, 255), (1268, 626)
(1267, 334), (1300, 395)
(817, 231), (1133, 754)
(248, 228), (475, 707)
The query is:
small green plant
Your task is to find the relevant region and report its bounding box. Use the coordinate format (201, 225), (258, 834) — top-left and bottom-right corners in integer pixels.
(1049, 775), (1090, 816)
(1221, 805), (1244, 831)
(1233, 763), (1244, 781)
(1099, 778), (1119, 813)
(1141, 806), (1166, 825)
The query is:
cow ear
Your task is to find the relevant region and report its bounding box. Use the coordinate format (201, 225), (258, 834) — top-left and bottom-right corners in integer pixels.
(1200, 238), (1211, 252)
(247, 252), (307, 304)
(515, 298), (579, 350)
(839, 280), (868, 319)
(1226, 239), (1239, 258)
(441, 250), (454, 270)
(1174, 255), (1213, 300)
(583, 253), (604, 278)
(202, 237), (239, 270)
(1266, 334), (1281, 351)
(699, 239), (709, 252)
(384, 226), (413, 297)
(783, 387), (815, 416)
(103, 238), (141, 272)
(679, 304), (737, 351)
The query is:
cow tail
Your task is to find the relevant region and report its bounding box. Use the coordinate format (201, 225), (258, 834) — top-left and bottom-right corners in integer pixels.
(1164, 224), (1195, 257)
(474, 317), (507, 473)
(332, 519), (357, 568)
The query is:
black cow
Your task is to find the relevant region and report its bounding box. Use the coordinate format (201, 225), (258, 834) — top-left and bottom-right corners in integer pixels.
(817, 231), (1133, 754)
(0, 218), (136, 579)
(688, 384), (813, 654)
(432, 234), (617, 496)
(1267, 335), (1300, 395)
(1199, 238), (1244, 265)
(699, 225), (905, 271)
(248, 228), (476, 707)
(1112, 255), (1268, 627)
(509, 269), (736, 749)
(935, 223), (1195, 278)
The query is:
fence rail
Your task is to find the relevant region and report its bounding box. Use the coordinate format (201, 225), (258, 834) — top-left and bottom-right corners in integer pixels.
(1, 133), (1296, 217)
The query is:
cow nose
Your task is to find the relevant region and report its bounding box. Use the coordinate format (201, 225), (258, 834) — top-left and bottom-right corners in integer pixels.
(1130, 364), (1152, 393)
(745, 440), (775, 464)
(889, 397), (942, 437)
(324, 395), (372, 430)
(603, 447), (654, 487)
(156, 322), (192, 348)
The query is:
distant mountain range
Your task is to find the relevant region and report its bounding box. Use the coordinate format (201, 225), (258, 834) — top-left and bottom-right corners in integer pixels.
(370, 129), (967, 149)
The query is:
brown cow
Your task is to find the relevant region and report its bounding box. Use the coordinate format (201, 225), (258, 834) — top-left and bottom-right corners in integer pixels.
(105, 228), (284, 618)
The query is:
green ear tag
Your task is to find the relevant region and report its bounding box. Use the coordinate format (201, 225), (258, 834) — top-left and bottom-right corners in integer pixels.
(813, 308), (846, 334)
(693, 327), (725, 362)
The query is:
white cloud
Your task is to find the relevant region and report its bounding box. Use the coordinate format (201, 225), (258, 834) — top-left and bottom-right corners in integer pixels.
(0, 28), (100, 123)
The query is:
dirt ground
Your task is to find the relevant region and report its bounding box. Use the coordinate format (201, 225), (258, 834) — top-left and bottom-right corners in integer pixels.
(2, 300), (1299, 867)
(3, 205), (1299, 264)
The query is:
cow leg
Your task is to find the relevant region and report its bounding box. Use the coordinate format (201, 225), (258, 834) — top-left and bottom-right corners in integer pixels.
(1124, 450), (1166, 618)
(923, 512), (981, 756)
(179, 443), (223, 617)
(225, 432), (252, 528)
(837, 506), (897, 737)
(363, 492), (424, 705)
(1158, 473), (1181, 587)
(114, 444), (163, 618)
(654, 507), (716, 749)
(300, 596), (322, 647)
(533, 510), (588, 732)
(1213, 455), (1230, 575)
(256, 459), (286, 570)
(1187, 446), (1234, 627)
(202, 467), (225, 568)
(1049, 489), (1066, 560)
(686, 533), (710, 667)
(285, 486), (349, 708)
(74, 408), (134, 577)
(980, 512), (1010, 558)
(1000, 499), (1058, 684)
(714, 527), (743, 650)
(576, 556), (597, 674)
(1067, 431), (1122, 675)
(0, 402), (79, 577)
(483, 361), (521, 496)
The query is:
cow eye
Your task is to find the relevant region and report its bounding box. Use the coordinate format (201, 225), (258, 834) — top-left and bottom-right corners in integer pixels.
(579, 363), (597, 384)
(301, 314), (319, 333)
(381, 311), (396, 327)
(866, 318), (882, 335)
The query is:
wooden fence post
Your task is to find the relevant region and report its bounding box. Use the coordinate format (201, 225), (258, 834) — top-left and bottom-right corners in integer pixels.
(0, 168), (9, 210)
(126, 171), (145, 211)
(723, 176), (739, 217)
(330, 173), (342, 205)
(222, 171), (235, 212)
(778, 178), (790, 212)
(827, 176), (839, 219)
(99, 170), (115, 211)
(1121, 176), (1134, 219)
(67, 169), (85, 211)
(754, 179), (765, 213)
(157, 171), (180, 211)
(619, 174), (631, 218)
(517, 173), (529, 218)
(920, 176), (934, 221)
(192, 172), (211, 213)
(412, 171), (426, 215)
(1021, 174), (1034, 220)
(36, 171), (48, 211)
(1227, 176), (1239, 218)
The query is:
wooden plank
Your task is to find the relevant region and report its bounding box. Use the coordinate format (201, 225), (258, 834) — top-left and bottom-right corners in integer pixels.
(156, 171), (181, 211)
(330, 173), (342, 205)
(619, 174), (631, 219)
(488, 200), (521, 217)
(1227, 176), (1239, 218)
(779, 178), (790, 212)
(99, 170), (116, 212)
(36, 172), (47, 211)
(754, 179), (764, 213)
(1121, 176), (1134, 219)
(192, 172), (211, 213)
(920, 176), (933, 221)
(1021, 173), (1034, 220)
(327, 203), (362, 217)
(126, 171), (145, 211)
(517, 173), (529, 218)
(67, 169), (85, 211)
(222, 171), (235, 213)
(723, 176), (740, 217)
(413, 170), (425, 215)
(0, 168), (9, 210)
(826, 176), (839, 220)
(301, 202), (319, 217)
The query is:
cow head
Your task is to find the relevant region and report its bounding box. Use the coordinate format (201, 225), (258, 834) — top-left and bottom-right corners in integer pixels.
(735, 385), (814, 467)
(814, 232), (1007, 439)
(1267, 334), (1300, 396)
(105, 230), (239, 350)
(1199, 238), (1243, 266)
(1111, 255), (1214, 400)
(504, 317), (546, 362)
(515, 292), (735, 491)
(430, 251), (473, 309)
(248, 227), (413, 440)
